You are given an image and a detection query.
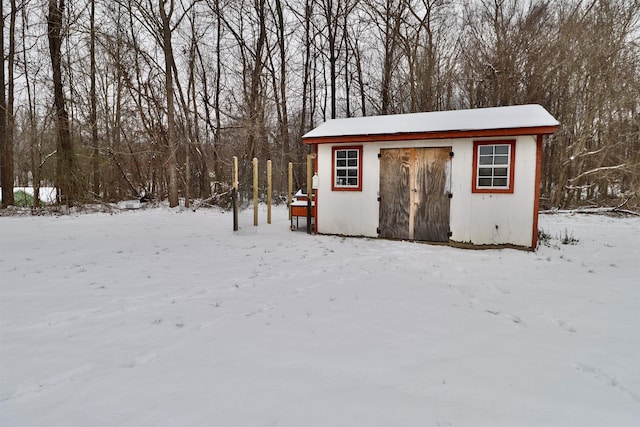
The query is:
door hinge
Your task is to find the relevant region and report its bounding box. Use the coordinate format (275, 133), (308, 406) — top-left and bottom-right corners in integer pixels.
(448, 231), (453, 237)
(378, 152), (382, 159)
(377, 196), (381, 202)
(376, 227), (381, 234)
(448, 193), (453, 199)
(449, 151), (454, 157)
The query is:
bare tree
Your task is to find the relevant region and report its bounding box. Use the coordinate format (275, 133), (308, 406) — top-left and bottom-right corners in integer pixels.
(315, 0), (358, 119)
(546, 0), (640, 208)
(48, 0), (76, 205)
(7, 0), (18, 202)
(0, 0), (11, 207)
(290, 0), (315, 134)
(270, 0), (291, 176)
(90, 0), (99, 197)
(3, 0), (637, 212)
(186, 10), (210, 201)
(195, 4), (223, 186)
(159, 0), (180, 207)
(363, 0), (405, 114)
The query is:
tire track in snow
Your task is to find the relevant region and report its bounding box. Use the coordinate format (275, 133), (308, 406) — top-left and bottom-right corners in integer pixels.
(573, 363), (640, 405)
(0, 364), (94, 402)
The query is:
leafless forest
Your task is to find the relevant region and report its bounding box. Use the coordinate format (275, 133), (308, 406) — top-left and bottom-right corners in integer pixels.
(0, 0), (638, 209)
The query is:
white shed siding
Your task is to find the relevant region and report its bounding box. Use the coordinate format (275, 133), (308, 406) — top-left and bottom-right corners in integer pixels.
(459, 136), (537, 246)
(316, 135), (538, 247)
(316, 143), (379, 237)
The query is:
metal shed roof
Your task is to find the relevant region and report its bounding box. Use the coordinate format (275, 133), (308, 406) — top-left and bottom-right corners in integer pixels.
(302, 104), (559, 142)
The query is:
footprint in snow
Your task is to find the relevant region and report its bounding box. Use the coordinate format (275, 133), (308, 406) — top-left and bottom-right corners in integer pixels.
(487, 282), (511, 295)
(556, 319), (577, 333)
(485, 310), (526, 327)
(451, 286), (480, 308)
(245, 302), (278, 317)
(540, 312), (577, 333)
(504, 313), (526, 327)
(125, 350), (158, 368)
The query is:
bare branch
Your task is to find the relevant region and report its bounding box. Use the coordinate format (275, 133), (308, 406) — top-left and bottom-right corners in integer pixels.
(567, 164), (629, 183)
(39, 150), (58, 169)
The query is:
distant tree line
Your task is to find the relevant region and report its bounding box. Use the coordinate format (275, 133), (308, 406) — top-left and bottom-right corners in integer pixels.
(0, 0), (638, 209)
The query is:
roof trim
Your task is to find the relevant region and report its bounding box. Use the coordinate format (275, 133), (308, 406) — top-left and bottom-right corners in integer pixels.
(302, 125), (559, 145)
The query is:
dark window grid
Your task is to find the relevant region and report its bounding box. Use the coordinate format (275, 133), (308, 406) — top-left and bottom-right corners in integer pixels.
(335, 150), (359, 187)
(477, 145), (510, 188)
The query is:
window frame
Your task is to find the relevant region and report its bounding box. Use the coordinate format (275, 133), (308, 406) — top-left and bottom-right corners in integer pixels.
(332, 146), (363, 191)
(472, 140), (516, 194)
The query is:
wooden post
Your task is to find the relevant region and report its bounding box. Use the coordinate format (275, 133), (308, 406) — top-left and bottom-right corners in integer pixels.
(288, 162), (293, 220)
(253, 157), (258, 226)
(233, 156), (238, 231)
(267, 160), (272, 224)
(233, 156), (239, 191)
(306, 154), (313, 234)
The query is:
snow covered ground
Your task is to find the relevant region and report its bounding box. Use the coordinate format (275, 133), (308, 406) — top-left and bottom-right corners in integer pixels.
(1, 206), (639, 426)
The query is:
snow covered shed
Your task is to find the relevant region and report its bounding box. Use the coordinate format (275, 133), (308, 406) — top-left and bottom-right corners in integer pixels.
(302, 104), (559, 249)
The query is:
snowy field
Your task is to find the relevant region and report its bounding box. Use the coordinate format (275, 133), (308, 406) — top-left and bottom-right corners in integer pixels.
(1, 206), (639, 426)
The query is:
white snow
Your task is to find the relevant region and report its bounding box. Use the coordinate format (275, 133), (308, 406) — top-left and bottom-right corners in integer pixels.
(1, 206), (639, 426)
(302, 104), (559, 139)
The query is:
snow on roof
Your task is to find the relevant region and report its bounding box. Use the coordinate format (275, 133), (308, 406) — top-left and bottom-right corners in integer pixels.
(302, 104), (559, 139)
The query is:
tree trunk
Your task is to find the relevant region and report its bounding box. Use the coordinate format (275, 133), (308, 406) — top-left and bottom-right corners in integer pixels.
(48, 0), (75, 205)
(214, 2), (223, 184)
(21, 1), (40, 208)
(8, 0), (16, 191)
(90, 0), (99, 198)
(160, 0), (179, 207)
(298, 0), (313, 138)
(274, 0), (290, 182)
(0, 1), (9, 207)
(327, 2), (337, 119)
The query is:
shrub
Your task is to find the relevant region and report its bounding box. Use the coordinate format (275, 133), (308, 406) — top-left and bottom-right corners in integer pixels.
(538, 228), (553, 246)
(560, 229), (579, 245)
(14, 191), (35, 207)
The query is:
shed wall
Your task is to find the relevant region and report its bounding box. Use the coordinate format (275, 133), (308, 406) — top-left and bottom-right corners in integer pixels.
(316, 135), (538, 247)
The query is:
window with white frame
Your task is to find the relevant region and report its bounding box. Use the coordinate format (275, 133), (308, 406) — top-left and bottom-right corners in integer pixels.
(333, 146), (362, 191)
(473, 141), (515, 193)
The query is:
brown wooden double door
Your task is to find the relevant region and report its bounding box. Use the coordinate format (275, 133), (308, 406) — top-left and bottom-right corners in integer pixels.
(379, 147), (451, 242)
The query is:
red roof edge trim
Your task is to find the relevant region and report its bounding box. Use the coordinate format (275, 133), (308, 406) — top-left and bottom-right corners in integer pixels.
(302, 126), (559, 145)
